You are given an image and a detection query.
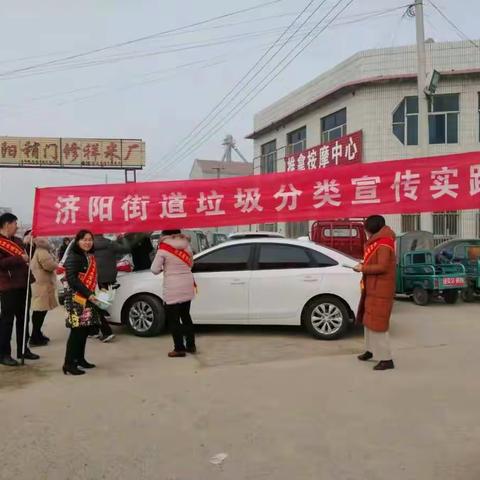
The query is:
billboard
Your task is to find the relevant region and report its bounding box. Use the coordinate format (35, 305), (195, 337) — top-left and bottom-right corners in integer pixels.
(0, 137), (145, 169)
(284, 130), (362, 171)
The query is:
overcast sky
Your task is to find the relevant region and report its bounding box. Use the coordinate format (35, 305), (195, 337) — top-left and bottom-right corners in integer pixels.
(1, 0), (478, 223)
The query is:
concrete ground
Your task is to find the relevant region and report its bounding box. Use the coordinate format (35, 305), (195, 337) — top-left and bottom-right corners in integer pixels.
(0, 299), (479, 480)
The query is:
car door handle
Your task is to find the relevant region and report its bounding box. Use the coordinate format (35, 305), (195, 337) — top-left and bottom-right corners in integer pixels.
(231, 281), (246, 285)
(303, 276), (318, 282)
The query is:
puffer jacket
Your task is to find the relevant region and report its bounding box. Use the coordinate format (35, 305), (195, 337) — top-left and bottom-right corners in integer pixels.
(31, 238), (58, 311)
(64, 247), (95, 299)
(94, 235), (130, 284)
(151, 236), (195, 305)
(0, 235), (28, 292)
(357, 226), (396, 332)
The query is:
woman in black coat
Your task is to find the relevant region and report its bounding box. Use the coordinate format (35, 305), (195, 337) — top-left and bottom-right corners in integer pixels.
(63, 230), (101, 375)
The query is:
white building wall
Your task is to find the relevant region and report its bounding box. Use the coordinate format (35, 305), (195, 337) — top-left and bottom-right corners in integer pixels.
(251, 43), (480, 240)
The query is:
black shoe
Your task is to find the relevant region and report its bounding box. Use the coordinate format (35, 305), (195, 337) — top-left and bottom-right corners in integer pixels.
(77, 359), (96, 369)
(30, 337), (49, 347)
(20, 350), (40, 360)
(168, 350), (186, 358)
(373, 360), (395, 371)
(0, 356), (19, 367)
(41, 334), (50, 342)
(357, 351), (373, 361)
(62, 364), (85, 375)
(186, 346), (197, 354)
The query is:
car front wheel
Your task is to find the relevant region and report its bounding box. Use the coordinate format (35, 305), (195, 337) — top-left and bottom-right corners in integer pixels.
(123, 294), (166, 337)
(302, 296), (350, 340)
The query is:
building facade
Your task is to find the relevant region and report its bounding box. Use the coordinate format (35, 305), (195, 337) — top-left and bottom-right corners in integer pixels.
(248, 40), (480, 242)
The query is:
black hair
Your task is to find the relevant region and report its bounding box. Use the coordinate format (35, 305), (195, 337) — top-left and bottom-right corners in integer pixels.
(364, 215), (386, 235)
(0, 213), (18, 229)
(161, 229), (181, 236)
(24, 229), (32, 237)
(72, 229), (95, 254)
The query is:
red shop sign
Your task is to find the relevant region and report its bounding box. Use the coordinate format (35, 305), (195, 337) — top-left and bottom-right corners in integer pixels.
(284, 130), (362, 172)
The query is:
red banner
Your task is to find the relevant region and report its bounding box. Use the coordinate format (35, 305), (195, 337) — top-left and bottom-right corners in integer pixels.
(285, 130), (362, 171)
(32, 151), (480, 236)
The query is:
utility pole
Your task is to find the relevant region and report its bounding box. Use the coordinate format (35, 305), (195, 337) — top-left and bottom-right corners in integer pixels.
(415, 0), (428, 153)
(415, 0), (433, 233)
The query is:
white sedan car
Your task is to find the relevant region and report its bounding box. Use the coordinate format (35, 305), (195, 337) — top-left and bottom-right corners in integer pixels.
(108, 238), (361, 340)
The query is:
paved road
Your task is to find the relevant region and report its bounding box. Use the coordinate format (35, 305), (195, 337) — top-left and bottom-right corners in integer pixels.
(1, 299), (479, 480)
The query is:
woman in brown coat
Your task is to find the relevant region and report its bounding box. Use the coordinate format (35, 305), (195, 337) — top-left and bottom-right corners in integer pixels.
(30, 237), (59, 346)
(354, 215), (396, 371)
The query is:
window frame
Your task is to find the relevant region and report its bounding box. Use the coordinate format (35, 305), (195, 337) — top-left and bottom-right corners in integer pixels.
(193, 243), (255, 273)
(259, 223), (278, 232)
(260, 139), (277, 174)
(392, 96), (418, 146)
(321, 108), (347, 143)
(286, 126), (306, 155)
(428, 93), (460, 144)
(252, 242), (338, 270)
(401, 213), (421, 233)
(432, 211), (459, 237)
(286, 221), (310, 239)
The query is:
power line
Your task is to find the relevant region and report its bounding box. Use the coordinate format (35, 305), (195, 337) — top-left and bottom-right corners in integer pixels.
(150, 0), (319, 176)
(1, 5), (411, 82)
(428, 0), (479, 49)
(148, 0), (354, 179)
(0, 27), (335, 114)
(0, 0), (282, 78)
(2, 3), (406, 116)
(1, 23), (303, 81)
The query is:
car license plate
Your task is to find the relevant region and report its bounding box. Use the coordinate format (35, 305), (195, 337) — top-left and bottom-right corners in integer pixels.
(443, 277), (464, 287)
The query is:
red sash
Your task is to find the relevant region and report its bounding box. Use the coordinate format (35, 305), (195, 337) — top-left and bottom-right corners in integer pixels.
(159, 242), (197, 293)
(0, 237), (25, 257)
(159, 242), (193, 268)
(363, 237), (395, 265)
(357, 237), (395, 324)
(74, 255), (97, 305)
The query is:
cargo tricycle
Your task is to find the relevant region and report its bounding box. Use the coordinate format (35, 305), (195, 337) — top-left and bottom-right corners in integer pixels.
(395, 231), (466, 306)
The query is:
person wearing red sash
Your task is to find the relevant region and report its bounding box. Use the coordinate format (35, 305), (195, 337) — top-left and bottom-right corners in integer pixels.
(63, 230), (101, 375)
(0, 213), (40, 366)
(354, 215), (396, 371)
(151, 230), (196, 357)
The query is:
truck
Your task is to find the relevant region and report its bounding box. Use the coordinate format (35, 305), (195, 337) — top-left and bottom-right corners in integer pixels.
(310, 219), (366, 259)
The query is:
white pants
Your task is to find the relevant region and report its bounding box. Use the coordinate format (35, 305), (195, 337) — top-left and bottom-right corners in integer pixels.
(365, 327), (392, 361)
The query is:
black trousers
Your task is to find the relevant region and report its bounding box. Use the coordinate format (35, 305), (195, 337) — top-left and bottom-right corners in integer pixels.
(97, 283), (113, 336)
(31, 310), (48, 339)
(64, 327), (89, 365)
(0, 288), (29, 358)
(165, 301), (195, 352)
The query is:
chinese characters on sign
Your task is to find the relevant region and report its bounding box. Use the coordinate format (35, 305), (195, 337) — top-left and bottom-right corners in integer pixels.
(285, 130), (362, 172)
(0, 137), (145, 168)
(32, 151), (480, 236)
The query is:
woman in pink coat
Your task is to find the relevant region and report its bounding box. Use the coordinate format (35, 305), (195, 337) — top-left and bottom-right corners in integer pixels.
(151, 230), (196, 357)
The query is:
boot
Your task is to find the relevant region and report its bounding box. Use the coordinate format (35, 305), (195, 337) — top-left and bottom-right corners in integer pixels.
(373, 360), (395, 371)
